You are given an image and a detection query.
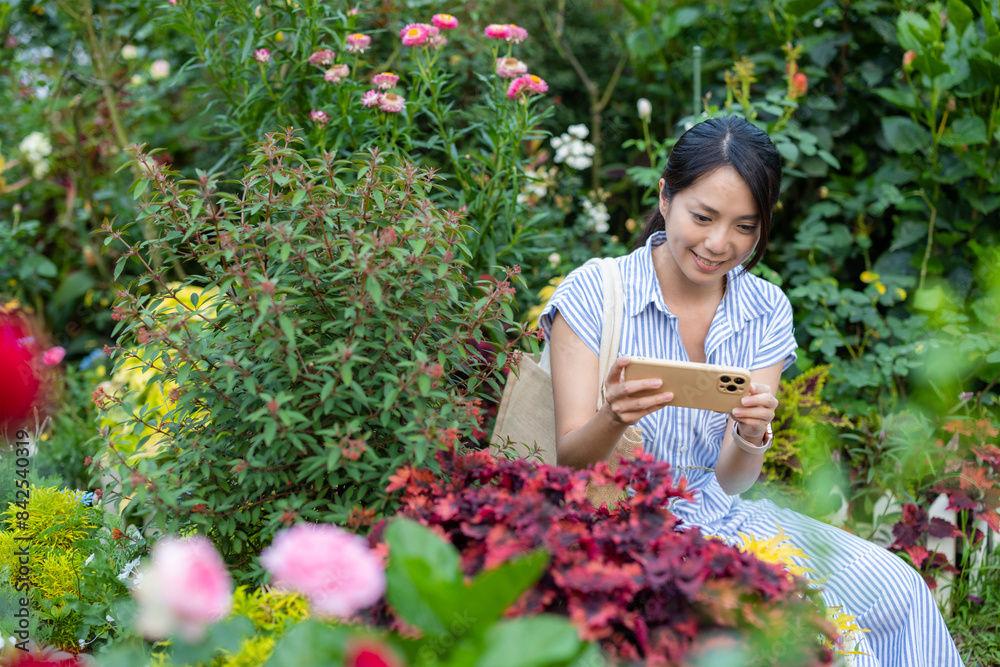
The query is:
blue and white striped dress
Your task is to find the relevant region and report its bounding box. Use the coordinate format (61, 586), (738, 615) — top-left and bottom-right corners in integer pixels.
(539, 231), (964, 667)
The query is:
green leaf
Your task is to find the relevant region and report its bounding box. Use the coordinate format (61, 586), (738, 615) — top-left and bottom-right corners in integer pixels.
(817, 150), (841, 170)
(982, 0), (999, 36)
(775, 140), (800, 164)
(913, 52), (952, 78)
(881, 116), (929, 153)
(940, 115), (988, 145)
(898, 12), (938, 52)
(948, 0), (974, 36)
(785, 0), (825, 19)
(264, 620), (352, 667)
(463, 551), (549, 630)
(291, 189), (306, 207)
(279, 316), (297, 350)
(132, 179), (149, 200)
(873, 88), (924, 112)
(367, 277), (382, 305)
(385, 518), (463, 636)
(475, 615), (585, 667)
(661, 7), (700, 39)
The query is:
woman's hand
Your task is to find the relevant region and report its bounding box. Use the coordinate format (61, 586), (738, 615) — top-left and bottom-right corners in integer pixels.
(730, 382), (778, 439)
(602, 356), (674, 426)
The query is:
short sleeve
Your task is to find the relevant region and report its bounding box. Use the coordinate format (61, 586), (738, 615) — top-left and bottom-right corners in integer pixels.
(751, 291), (798, 371)
(538, 263), (604, 357)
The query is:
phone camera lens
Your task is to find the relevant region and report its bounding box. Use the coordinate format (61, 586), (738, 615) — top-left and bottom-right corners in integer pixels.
(727, 384), (737, 392)
(734, 377), (745, 385)
(720, 375), (731, 383)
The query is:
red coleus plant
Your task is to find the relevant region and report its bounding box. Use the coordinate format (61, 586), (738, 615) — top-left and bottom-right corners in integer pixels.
(890, 417), (1000, 589)
(368, 447), (835, 666)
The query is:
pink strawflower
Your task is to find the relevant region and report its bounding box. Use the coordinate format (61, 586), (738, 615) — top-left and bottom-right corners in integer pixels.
(254, 48), (271, 63)
(168, 0), (176, 5)
(345, 33), (371, 53)
(260, 523), (386, 618)
(309, 110), (329, 125)
(378, 92), (406, 113)
(361, 89), (383, 107)
(507, 73), (548, 99)
(400, 23), (430, 47)
(432, 13), (458, 30)
(372, 72), (399, 90)
(484, 24), (510, 40)
(308, 49), (335, 67)
(507, 24), (528, 43)
(428, 25), (447, 50)
(324, 63), (350, 83)
(42, 346), (65, 366)
(495, 57), (527, 78)
(348, 7), (359, 15)
(133, 535), (233, 641)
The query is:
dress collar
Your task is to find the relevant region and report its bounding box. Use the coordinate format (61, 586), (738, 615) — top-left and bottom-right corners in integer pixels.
(623, 231), (772, 332)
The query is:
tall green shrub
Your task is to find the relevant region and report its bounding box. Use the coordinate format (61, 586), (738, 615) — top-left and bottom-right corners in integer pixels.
(94, 131), (524, 581)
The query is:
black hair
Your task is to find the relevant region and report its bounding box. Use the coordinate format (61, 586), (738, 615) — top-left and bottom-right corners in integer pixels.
(632, 116), (782, 272)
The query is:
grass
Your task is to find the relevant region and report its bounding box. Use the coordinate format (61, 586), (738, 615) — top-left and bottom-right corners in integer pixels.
(946, 552), (1000, 667)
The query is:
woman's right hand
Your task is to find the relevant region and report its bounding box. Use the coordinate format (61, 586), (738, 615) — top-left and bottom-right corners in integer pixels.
(602, 356), (674, 425)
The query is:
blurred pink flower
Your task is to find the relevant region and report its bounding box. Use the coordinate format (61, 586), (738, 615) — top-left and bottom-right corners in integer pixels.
(507, 73), (547, 99)
(432, 14), (458, 30)
(325, 63), (350, 82)
(260, 523), (385, 618)
(372, 72), (399, 90)
(308, 49), (335, 67)
(254, 48), (271, 63)
(345, 33), (371, 53)
(495, 57), (527, 78)
(378, 92), (406, 114)
(427, 24), (447, 49)
(361, 89), (383, 107)
(400, 23), (430, 47)
(42, 346), (65, 366)
(309, 110), (330, 125)
(133, 535), (233, 641)
(348, 7), (359, 15)
(484, 24), (510, 40)
(507, 24), (528, 43)
(168, 0), (176, 5)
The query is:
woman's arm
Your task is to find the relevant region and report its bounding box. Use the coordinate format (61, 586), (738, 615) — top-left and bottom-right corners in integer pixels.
(714, 359), (783, 495)
(549, 311), (674, 469)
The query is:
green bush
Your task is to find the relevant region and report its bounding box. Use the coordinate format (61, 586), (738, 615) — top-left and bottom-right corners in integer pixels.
(93, 132), (524, 581)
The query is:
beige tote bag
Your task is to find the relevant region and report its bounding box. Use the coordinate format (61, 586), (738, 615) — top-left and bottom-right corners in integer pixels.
(490, 257), (641, 507)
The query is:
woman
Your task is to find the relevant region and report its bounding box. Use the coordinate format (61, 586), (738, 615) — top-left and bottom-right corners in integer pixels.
(539, 116), (963, 666)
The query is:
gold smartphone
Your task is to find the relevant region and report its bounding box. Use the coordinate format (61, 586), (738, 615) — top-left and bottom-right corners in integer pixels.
(622, 357), (752, 413)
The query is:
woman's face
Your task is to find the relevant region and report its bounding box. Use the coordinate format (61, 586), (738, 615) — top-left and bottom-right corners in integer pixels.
(657, 166), (761, 288)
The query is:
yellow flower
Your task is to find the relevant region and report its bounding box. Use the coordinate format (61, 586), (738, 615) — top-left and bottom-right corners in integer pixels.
(859, 270), (879, 284)
(825, 605), (870, 656)
(874, 281), (886, 295)
(895, 287), (907, 301)
(736, 525), (816, 578)
(276, 31), (285, 42)
(524, 276), (564, 329)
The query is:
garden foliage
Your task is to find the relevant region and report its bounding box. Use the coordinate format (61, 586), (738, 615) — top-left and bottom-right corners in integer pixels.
(366, 446), (836, 666)
(94, 132), (525, 579)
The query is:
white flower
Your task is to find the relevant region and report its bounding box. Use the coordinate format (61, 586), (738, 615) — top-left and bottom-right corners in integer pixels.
(579, 198), (610, 233)
(84, 553), (95, 567)
(118, 556), (143, 589)
(106, 614), (115, 624)
(637, 98), (652, 121)
(19, 132), (52, 179)
(547, 252), (561, 267)
(567, 123), (589, 139)
(552, 130), (596, 171)
(149, 59), (170, 80)
(130, 74), (145, 86)
(121, 44), (138, 60)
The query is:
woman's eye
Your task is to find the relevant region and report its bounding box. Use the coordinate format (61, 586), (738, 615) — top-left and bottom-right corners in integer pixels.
(739, 225), (759, 233)
(692, 213), (710, 223)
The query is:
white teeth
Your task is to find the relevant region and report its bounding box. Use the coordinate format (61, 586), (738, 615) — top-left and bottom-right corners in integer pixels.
(695, 253), (721, 266)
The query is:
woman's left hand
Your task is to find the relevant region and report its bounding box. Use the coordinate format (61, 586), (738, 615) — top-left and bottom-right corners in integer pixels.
(730, 382), (778, 439)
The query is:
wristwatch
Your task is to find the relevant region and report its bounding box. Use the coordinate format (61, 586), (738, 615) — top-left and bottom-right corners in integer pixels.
(731, 420), (773, 454)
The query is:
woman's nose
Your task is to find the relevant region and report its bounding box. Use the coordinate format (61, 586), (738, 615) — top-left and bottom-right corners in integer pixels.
(703, 228), (728, 255)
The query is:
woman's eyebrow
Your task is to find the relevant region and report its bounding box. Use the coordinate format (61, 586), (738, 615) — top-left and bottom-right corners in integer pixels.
(691, 198), (760, 222)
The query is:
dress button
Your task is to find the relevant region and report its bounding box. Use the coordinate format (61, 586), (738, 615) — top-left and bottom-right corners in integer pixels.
(678, 443), (688, 452)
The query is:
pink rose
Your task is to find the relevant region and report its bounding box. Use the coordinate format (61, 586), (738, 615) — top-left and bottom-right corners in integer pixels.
(260, 523), (385, 618)
(42, 346), (65, 366)
(133, 535), (233, 641)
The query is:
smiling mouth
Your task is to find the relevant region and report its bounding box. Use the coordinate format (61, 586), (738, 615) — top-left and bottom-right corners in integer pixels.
(692, 251), (725, 267)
